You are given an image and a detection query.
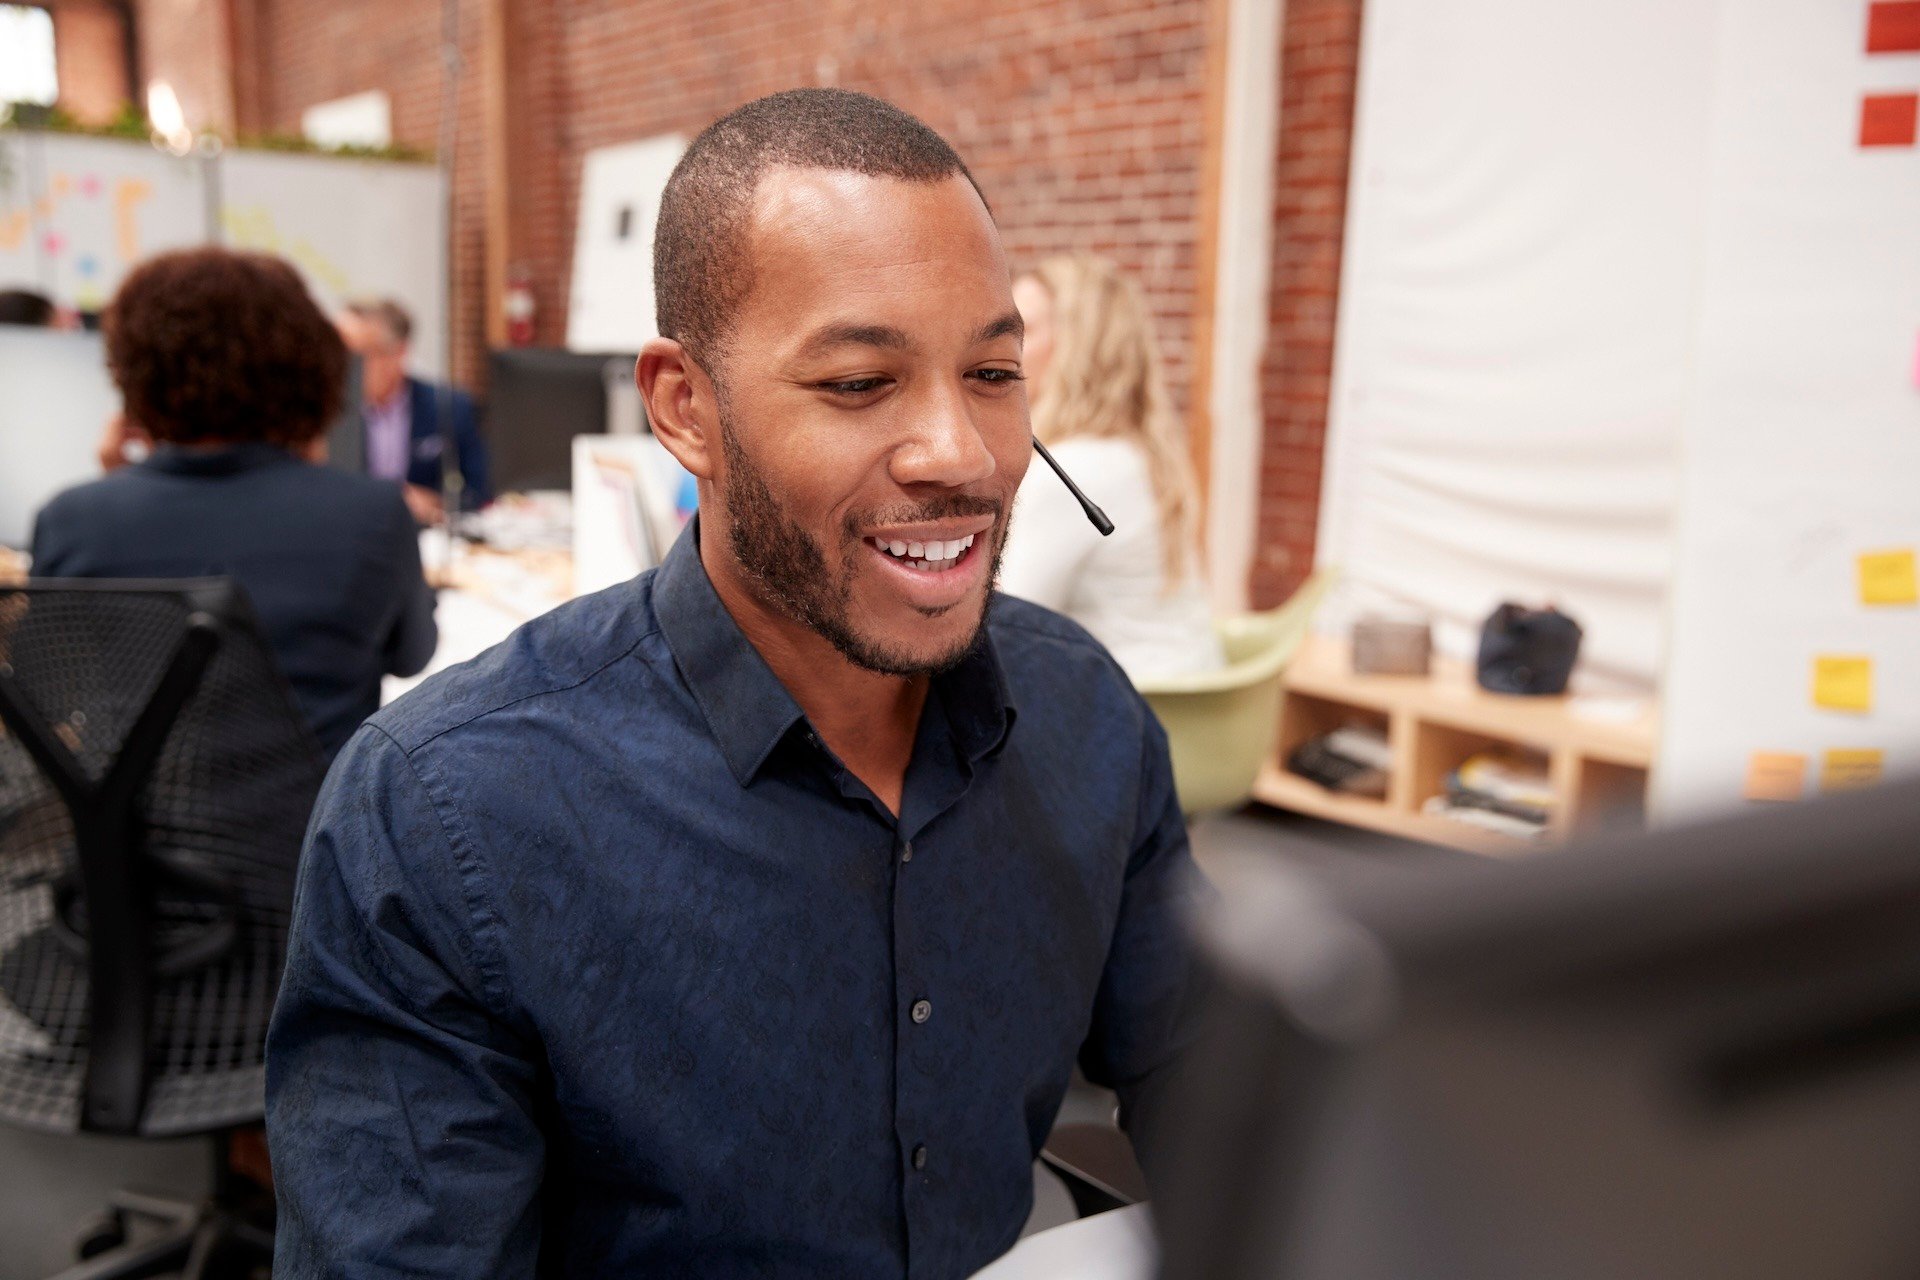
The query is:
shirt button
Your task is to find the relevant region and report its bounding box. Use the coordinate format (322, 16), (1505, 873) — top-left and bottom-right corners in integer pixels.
(912, 1144), (928, 1170)
(910, 999), (932, 1024)
(900, 841), (913, 864)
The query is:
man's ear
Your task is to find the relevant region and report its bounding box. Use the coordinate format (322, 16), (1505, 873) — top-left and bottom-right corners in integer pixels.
(637, 338), (718, 480)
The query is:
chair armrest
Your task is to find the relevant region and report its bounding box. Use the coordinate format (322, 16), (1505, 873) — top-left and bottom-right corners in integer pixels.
(1039, 1122), (1148, 1218)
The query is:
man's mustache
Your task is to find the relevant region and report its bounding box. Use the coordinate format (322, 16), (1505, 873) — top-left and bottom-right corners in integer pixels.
(847, 493), (1004, 533)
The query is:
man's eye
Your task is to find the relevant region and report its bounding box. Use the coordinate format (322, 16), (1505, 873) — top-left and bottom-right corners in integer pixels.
(971, 368), (1025, 385)
(820, 377), (889, 396)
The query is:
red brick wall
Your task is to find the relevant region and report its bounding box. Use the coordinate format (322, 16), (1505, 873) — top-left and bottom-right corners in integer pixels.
(1249, 0), (1364, 608)
(170, 0), (1369, 601)
(248, 0), (1215, 407)
(134, 0), (236, 130)
(47, 0), (133, 124)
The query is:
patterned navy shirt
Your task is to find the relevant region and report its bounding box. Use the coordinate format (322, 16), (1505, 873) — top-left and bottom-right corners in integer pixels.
(266, 524), (1205, 1278)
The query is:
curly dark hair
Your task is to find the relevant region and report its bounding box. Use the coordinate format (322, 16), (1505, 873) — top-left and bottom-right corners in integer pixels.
(103, 247), (346, 448)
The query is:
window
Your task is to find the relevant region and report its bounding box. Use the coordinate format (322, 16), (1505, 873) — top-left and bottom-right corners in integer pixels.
(0, 5), (58, 107)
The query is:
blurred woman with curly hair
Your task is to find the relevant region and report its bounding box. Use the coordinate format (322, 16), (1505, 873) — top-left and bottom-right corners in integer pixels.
(30, 247), (436, 757)
(1000, 254), (1223, 680)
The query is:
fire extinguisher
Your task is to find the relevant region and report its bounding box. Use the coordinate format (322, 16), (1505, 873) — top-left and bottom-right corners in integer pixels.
(505, 267), (536, 347)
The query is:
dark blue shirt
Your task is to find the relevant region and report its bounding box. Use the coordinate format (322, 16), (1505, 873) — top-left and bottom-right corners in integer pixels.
(30, 444), (436, 757)
(266, 526), (1204, 1278)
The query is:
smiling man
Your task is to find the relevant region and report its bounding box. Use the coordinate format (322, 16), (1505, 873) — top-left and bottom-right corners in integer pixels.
(266, 89), (1205, 1279)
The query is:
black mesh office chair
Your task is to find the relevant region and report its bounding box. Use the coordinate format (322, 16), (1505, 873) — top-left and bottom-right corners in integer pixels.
(0, 579), (327, 1278)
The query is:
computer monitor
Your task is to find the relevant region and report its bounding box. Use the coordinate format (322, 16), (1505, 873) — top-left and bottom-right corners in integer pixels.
(1159, 775), (1920, 1280)
(0, 327), (119, 549)
(487, 348), (640, 493)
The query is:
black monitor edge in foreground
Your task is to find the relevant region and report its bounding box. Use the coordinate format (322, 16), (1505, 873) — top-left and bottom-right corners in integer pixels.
(1159, 774), (1920, 1280)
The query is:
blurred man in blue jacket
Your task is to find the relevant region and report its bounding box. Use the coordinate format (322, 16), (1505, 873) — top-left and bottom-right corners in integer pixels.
(337, 296), (492, 522)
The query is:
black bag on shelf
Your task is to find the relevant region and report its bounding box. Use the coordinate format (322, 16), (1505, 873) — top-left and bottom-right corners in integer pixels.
(1475, 603), (1582, 696)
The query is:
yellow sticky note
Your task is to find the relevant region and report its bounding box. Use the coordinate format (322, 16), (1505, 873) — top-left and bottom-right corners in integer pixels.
(1744, 752), (1807, 802)
(1858, 549), (1918, 606)
(1813, 655), (1873, 713)
(1821, 748), (1885, 793)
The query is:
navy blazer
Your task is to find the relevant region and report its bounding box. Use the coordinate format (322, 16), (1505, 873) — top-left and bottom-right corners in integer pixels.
(31, 444), (438, 758)
(403, 377), (492, 507)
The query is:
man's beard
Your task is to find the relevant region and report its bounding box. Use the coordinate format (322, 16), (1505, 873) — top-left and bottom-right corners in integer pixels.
(717, 411), (1003, 678)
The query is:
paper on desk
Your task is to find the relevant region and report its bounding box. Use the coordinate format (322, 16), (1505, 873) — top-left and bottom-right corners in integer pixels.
(969, 1204), (1155, 1280)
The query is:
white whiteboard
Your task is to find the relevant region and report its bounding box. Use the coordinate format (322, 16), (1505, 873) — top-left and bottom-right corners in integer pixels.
(1315, 0), (1715, 689)
(0, 132), (447, 376)
(1653, 0), (1920, 820)
(0, 132), (211, 312)
(221, 149), (449, 377)
(567, 135), (685, 352)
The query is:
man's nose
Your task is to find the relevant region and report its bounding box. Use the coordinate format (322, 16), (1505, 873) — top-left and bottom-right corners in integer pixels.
(891, 380), (997, 488)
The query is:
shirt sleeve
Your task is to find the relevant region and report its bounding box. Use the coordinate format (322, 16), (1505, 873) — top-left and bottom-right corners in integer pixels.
(1076, 703), (1213, 1190)
(267, 726), (543, 1278)
(27, 496), (77, 576)
(382, 494), (439, 678)
(996, 459), (1097, 612)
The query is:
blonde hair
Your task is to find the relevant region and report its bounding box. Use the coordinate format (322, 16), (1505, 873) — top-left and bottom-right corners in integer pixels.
(1024, 254), (1200, 589)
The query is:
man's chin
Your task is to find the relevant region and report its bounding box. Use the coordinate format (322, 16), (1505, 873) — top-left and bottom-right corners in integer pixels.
(830, 596), (991, 678)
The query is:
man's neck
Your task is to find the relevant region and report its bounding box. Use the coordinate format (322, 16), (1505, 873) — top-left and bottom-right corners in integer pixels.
(699, 534), (927, 817)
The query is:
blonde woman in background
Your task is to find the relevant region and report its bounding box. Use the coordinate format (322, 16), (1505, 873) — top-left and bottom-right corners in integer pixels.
(1001, 254), (1224, 679)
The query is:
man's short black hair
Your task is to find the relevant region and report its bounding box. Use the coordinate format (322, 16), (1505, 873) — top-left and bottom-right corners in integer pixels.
(654, 88), (983, 372)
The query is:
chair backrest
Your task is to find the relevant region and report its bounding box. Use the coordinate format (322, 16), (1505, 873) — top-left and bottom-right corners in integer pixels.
(0, 579), (327, 1137)
(1138, 569), (1337, 816)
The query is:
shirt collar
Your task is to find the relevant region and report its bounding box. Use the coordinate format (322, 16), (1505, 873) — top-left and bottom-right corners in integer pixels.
(652, 520), (1018, 788)
(139, 442), (300, 477)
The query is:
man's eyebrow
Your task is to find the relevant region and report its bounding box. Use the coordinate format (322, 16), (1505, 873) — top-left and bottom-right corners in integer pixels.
(976, 312), (1024, 344)
(796, 322), (913, 358)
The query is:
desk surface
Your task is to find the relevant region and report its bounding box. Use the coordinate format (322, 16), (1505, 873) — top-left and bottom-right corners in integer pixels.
(384, 540), (575, 704)
(971, 1205), (1156, 1280)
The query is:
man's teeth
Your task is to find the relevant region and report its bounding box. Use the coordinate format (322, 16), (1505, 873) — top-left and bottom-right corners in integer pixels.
(871, 533), (976, 570)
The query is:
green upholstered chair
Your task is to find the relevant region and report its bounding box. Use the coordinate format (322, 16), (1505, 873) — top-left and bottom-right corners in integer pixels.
(1136, 568), (1337, 817)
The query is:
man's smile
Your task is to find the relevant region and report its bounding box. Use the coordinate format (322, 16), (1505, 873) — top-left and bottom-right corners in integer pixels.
(859, 515), (995, 610)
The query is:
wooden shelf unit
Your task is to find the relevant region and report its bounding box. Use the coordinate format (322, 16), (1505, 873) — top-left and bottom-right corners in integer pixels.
(1253, 635), (1659, 856)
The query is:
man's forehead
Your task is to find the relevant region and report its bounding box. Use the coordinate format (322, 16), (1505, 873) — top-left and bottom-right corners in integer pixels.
(745, 167), (1002, 270)
(736, 168), (1010, 343)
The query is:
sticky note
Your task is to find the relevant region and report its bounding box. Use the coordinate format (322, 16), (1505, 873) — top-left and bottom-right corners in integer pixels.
(1744, 752), (1807, 802)
(1821, 748), (1886, 793)
(1813, 655), (1874, 713)
(1858, 549), (1918, 605)
(1866, 1), (1920, 54)
(1860, 93), (1919, 147)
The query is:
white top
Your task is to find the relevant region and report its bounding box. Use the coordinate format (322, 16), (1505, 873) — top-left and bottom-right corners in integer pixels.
(1000, 437), (1224, 681)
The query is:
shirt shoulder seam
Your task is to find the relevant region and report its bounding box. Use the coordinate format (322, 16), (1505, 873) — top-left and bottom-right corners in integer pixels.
(363, 722), (515, 1016)
(397, 622), (665, 753)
